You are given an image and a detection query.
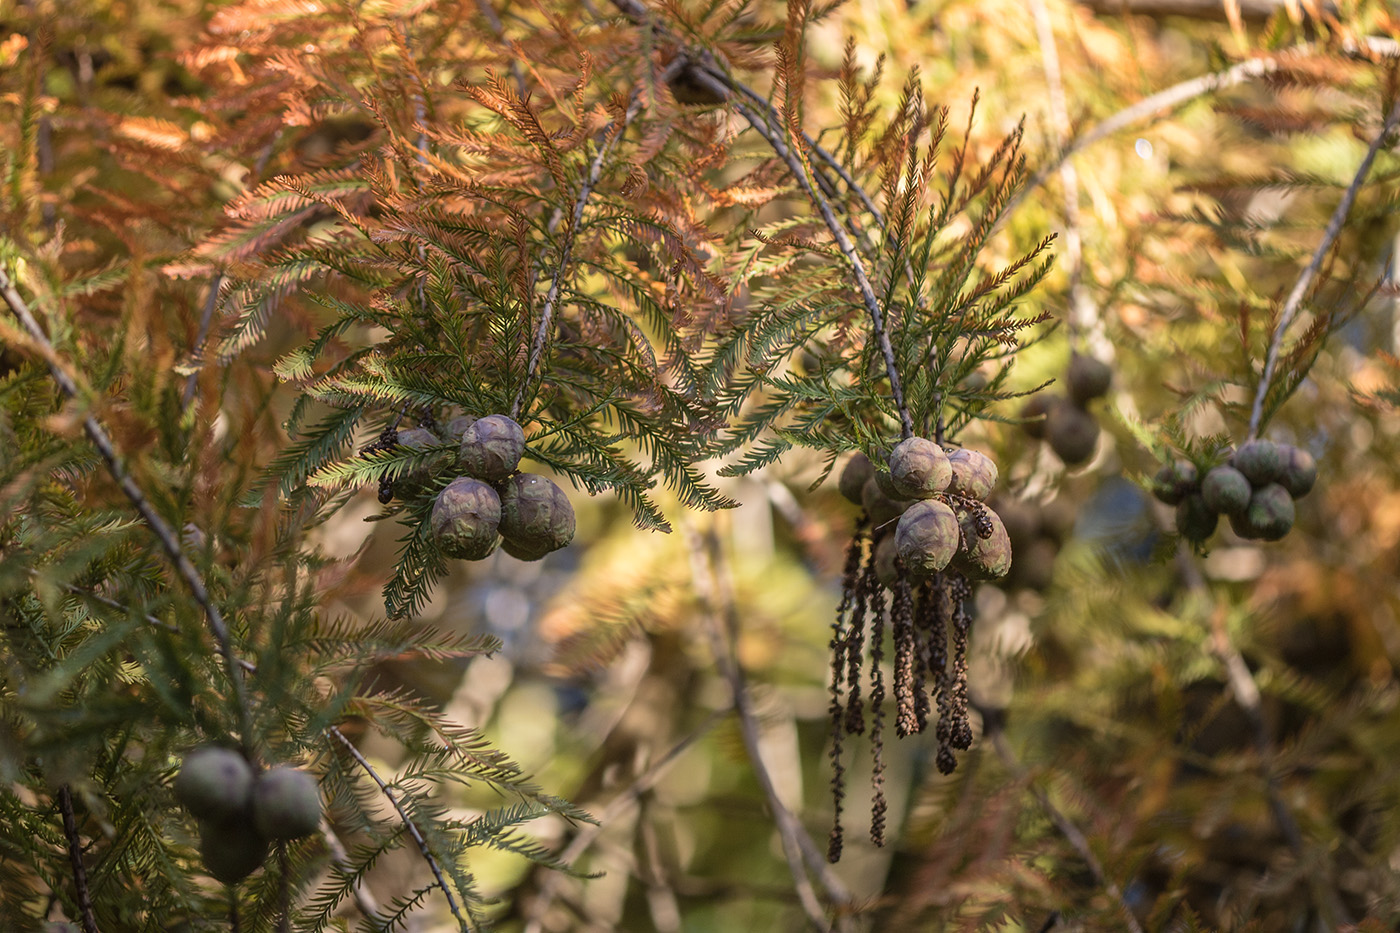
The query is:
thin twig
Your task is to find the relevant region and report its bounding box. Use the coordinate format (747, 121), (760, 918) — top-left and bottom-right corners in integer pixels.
(605, 0), (912, 438)
(1000, 37), (1400, 239)
(510, 92), (643, 421)
(472, 0), (528, 97)
(637, 795), (683, 933)
(1028, 0), (1096, 347)
(182, 133), (279, 410)
(50, 576), (259, 673)
(1176, 544), (1354, 925)
(1, 267), (256, 758)
(322, 821), (386, 930)
(326, 725), (476, 933)
(58, 786), (100, 933)
(276, 842), (291, 933)
(979, 713), (1145, 933)
(521, 710), (727, 933)
(683, 520), (853, 932)
(1246, 96), (1400, 438)
(728, 95), (913, 440)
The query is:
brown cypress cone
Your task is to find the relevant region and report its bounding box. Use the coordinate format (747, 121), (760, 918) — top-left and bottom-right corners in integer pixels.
(948, 575), (974, 751)
(892, 574), (919, 738)
(827, 523), (866, 864)
(867, 579), (888, 846)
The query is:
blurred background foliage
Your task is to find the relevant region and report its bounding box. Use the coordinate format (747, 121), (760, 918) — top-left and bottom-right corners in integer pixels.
(5, 0), (1400, 930)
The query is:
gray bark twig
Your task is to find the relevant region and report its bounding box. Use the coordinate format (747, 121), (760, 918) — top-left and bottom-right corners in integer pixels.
(511, 92), (644, 421)
(58, 785), (100, 933)
(978, 713), (1145, 933)
(1002, 37), (1400, 240)
(1028, 0), (1097, 346)
(1247, 97), (1400, 438)
(1, 267), (256, 757)
(327, 724), (476, 933)
(683, 521), (853, 932)
(606, 0), (914, 440)
(521, 709), (726, 933)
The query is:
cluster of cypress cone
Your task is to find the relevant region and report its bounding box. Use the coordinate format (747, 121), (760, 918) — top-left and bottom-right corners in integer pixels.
(1153, 439), (1316, 543)
(173, 747), (321, 885)
(1020, 351), (1112, 467)
(826, 439), (1012, 863)
(427, 414), (576, 562)
(839, 439), (1013, 584)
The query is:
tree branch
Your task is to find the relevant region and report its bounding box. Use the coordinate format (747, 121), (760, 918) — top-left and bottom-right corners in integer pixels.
(977, 711), (1145, 933)
(321, 821), (386, 930)
(606, 0), (914, 440)
(683, 520), (854, 932)
(1174, 545), (1354, 925)
(1247, 96), (1400, 438)
(326, 724), (476, 933)
(1001, 37), (1400, 239)
(0, 266), (257, 757)
(1076, 0), (1334, 20)
(728, 95), (914, 440)
(521, 709), (726, 933)
(58, 785), (100, 933)
(510, 92), (643, 421)
(1029, 0), (1099, 348)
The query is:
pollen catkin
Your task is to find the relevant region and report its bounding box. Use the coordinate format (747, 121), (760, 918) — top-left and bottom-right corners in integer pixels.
(826, 523), (866, 863)
(892, 575), (919, 738)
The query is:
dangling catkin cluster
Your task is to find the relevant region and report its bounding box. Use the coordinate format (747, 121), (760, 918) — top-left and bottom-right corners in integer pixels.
(825, 442), (1011, 862)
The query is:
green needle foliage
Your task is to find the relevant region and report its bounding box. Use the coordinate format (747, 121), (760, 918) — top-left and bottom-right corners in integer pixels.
(5, 0), (1400, 931)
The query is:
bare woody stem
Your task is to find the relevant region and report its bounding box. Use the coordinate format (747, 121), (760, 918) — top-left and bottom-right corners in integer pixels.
(322, 821), (386, 930)
(58, 785), (100, 933)
(510, 92), (643, 421)
(0, 267), (257, 759)
(1175, 545), (1355, 925)
(1246, 96), (1400, 439)
(683, 521), (853, 932)
(327, 725), (476, 933)
(978, 712), (1145, 933)
(728, 95), (914, 440)
(606, 0), (914, 439)
(1028, 0), (1095, 347)
(999, 37), (1400, 241)
(522, 710), (727, 933)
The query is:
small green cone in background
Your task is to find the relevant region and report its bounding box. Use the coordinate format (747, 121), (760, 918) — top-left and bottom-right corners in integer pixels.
(199, 817), (269, 885)
(1066, 352), (1112, 405)
(1046, 404), (1100, 467)
(1279, 445), (1317, 499)
(1232, 440), (1283, 487)
(1152, 460), (1198, 506)
(1175, 493), (1219, 543)
(1201, 465), (1251, 516)
(838, 452), (874, 505)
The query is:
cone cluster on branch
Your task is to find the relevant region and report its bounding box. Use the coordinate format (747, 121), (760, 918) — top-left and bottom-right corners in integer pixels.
(841, 440), (1013, 585)
(1152, 439), (1316, 544)
(173, 747), (321, 885)
(425, 414), (577, 563)
(826, 439), (1011, 863)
